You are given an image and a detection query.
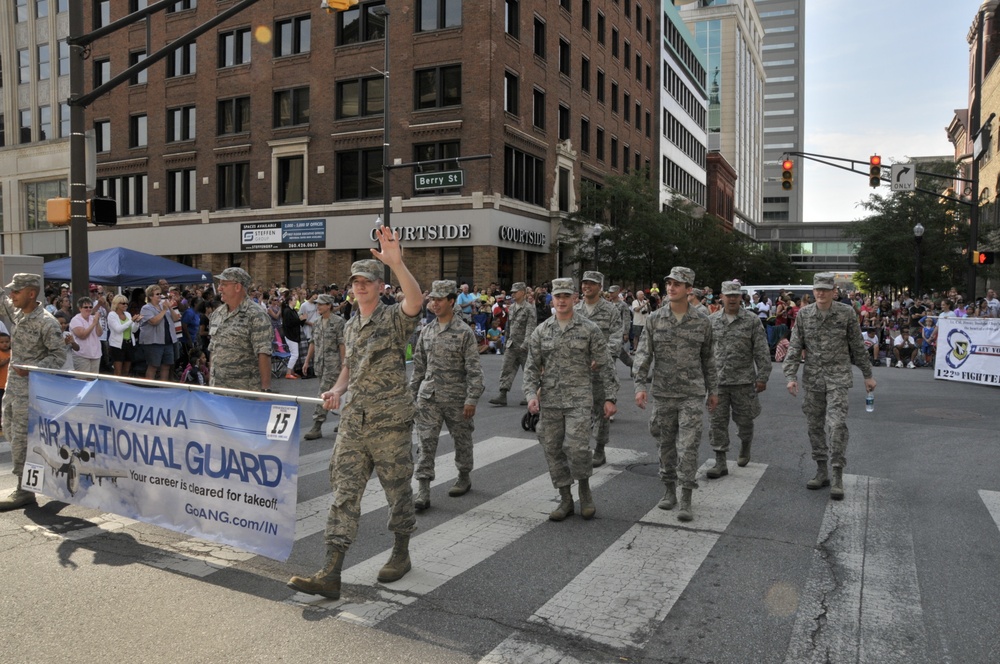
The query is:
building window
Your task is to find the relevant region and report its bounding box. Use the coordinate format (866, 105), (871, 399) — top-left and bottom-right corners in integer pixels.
(624, 41), (631, 70)
(274, 87), (310, 127)
(597, 12), (605, 44)
(217, 97), (250, 135)
(18, 50), (31, 84)
(218, 163), (250, 208)
(417, 0), (461, 31)
(558, 104), (570, 141)
(275, 15), (311, 57)
(25, 179), (68, 230)
(596, 127), (604, 161)
(532, 88), (545, 129)
(219, 27), (251, 67)
(558, 39), (570, 76)
(645, 111), (651, 138)
(558, 167), (570, 212)
(277, 156), (304, 205)
(58, 0), (68, 11)
(167, 43), (196, 77)
(94, 0), (110, 28)
(336, 76), (383, 118)
(505, 0), (519, 38)
(38, 44), (50, 81)
(59, 40), (70, 77)
(167, 105), (196, 142)
(504, 145), (544, 206)
(611, 82), (618, 113)
(415, 65), (461, 109)
(0, 114), (6, 147)
(623, 144), (630, 173)
(20, 110), (32, 144)
(611, 137), (618, 169)
(167, 168), (197, 213)
(95, 119), (110, 152)
(597, 69), (605, 103)
(413, 141), (460, 195)
(97, 174), (148, 216)
(16, 0), (29, 22)
(533, 17), (545, 58)
(38, 106), (51, 141)
(336, 148), (383, 200)
(129, 51), (148, 84)
(94, 57), (110, 86)
(129, 114), (148, 148)
(582, 0), (590, 30)
(338, 1), (386, 45)
(580, 117), (590, 154)
(129, 0), (148, 10)
(612, 28), (619, 58)
(581, 56), (590, 92)
(37, 0), (49, 18)
(504, 71), (519, 115)
(624, 92), (630, 122)
(167, 0), (196, 13)
(59, 104), (69, 138)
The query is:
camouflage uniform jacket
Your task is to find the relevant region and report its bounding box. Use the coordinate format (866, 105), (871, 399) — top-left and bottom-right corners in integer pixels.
(633, 306), (718, 398)
(575, 297), (626, 362)
(614, 299), (631, 337)
(709, 308), (772, 386)
(523, 313), (616, 409)
(782, 301), (872, 390)
(0, 294), (67, 392)
(208, 296), (273, 390)
(311, 314), (345, 378)
(344, 301), (419, 417)
(505, 300), (537, 351)
(409, 317), (485, 406)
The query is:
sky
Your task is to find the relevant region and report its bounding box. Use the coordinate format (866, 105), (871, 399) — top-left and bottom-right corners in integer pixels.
(802, 0), (984, 222)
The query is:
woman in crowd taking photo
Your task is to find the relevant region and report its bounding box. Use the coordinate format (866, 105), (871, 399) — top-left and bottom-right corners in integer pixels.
(108, 294), (142, 377)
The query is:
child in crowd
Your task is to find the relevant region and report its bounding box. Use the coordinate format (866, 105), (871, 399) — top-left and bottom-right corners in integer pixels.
(53, 311), (79, 372)
(919, 316), (937, 366)
(181, 348), (209, 386)
(486, 325), (503, 354)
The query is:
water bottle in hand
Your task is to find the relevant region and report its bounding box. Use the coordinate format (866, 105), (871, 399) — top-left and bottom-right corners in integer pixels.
(865, 392), (875, 413)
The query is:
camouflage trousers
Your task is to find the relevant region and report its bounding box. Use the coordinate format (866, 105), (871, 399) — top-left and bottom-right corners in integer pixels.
(324, 405), (416, 552)
(2, 389), (27, 478)
(537, 404), (593, 488)
(589, 371), (619, 449)
(498, 346), (528, 394)
(802, 387), (850, 468)
(414, 397), (475, 481)
(311, 370), (340, 424)
(649, 396), (704, 490)
(709, 384), (757, 453)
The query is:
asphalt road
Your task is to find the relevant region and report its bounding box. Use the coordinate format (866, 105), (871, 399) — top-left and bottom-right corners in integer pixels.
(1, 354), (998, 664)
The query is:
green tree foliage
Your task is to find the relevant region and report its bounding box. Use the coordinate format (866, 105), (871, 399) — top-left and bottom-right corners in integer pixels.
(566, 172), (798, 290)
(850, 160), (967, 295)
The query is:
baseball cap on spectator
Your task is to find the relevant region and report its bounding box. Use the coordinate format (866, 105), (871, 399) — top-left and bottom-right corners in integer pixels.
(60, 283), (69, 289)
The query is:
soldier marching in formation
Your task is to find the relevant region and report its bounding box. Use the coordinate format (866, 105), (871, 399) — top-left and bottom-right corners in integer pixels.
(488, 282), (536, 407)
(302, 294), (346, 441)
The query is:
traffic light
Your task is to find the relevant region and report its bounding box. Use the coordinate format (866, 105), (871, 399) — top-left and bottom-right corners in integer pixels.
(974, 250), (996, 265)
(89, 197), (118, 227)
(869, 155), (882, 188)
(46, 198), (71, 227)
(781, 159), (794, 191)
(320, 0), (358, 12)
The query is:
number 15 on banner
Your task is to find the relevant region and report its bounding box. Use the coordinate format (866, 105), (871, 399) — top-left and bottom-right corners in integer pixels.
(21, 462), (44, 493)
(266, 404), (299, 441)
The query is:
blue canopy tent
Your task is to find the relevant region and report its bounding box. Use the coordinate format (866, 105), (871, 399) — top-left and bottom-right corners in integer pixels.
(43, 247), (213, 288)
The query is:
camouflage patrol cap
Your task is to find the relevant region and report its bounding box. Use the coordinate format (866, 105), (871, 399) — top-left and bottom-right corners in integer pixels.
(608, 285), (621, 294)
(350, 259), (383, 283)
(665, 266), (695, 285)
(316, 294), (335, 305)
(551, 277), (576, 295)
(720, 280), (743, 295)
(214, 267), (252, 287)
(5, 273), (42, 291)
(581, 270), (604, 286)
(429, 280), (457, 298)
(691, 288), (704, 298)
(813, 273), (836, 290)
(510, 282), (527, 293)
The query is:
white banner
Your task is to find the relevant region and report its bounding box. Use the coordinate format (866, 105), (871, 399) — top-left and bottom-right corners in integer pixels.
(934, 317), (1000, 386)
(22, 373), (301, 561)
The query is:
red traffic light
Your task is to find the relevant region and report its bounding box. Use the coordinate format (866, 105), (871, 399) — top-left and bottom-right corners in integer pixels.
(869, 155), (882, 188)
(869, 155), (882, 167)
(976, 250), (995, 265)
(781, 159), (794, 190)
(782, 159), (794, 171)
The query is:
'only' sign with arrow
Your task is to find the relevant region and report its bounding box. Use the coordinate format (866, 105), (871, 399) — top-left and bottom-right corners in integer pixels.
(891, 163), (915, 192)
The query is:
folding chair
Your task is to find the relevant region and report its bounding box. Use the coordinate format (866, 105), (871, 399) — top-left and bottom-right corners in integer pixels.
(271, 329), (291, 378)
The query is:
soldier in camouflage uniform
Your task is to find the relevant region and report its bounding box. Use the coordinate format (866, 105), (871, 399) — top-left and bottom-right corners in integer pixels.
(524, 278), (617, 522)
(488, 282), (536, 406)
(208, 267), (273, 392)
(409, 280), (485, 511)
(608, 285), (633, 368)
(302, 294), (346, 440)
(574, 271), (624, 467)
(288, 225), (422, 600)
(633, 267), (718, 522)
(707, 280), (772, 479)
(783, 273), (875, 500)
(0, 274), (67, 511)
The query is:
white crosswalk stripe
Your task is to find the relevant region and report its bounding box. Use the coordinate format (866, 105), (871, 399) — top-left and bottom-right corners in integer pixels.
(481, 461), (766, 660)
(784, 474), (927, 664)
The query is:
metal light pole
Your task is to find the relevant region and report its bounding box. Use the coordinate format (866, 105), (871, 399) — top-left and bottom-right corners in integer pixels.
(375, 5), (391, 284)
(593, 223), (603, 272)
(913, 222), (925, 299)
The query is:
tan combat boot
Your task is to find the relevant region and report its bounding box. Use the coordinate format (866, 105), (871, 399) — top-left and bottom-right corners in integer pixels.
(706, 451), (729, 479)
(737, 440), (752, 467)
(806, 460), (830, 490)
(414, 479), (431, 511)
(449, 471), (471, 497)
(549, 486), (575, 521)
(0, 480), (37, 512)
(287, 548), (345, 599)
(830, 466), (844, 500)
(303, 421), (324, 440)
(488, 389), (508, 406)
(657, 482), (677, 510)
(577, 478), (596, 520)
(377, 533), (412, 583)
(592, 443), (606, 467)
(677, 488), (694, 522)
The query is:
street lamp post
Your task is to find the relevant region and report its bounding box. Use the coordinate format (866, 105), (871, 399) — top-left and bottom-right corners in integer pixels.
(913, 222), (925, 299)
(593, 223), (603, 272)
